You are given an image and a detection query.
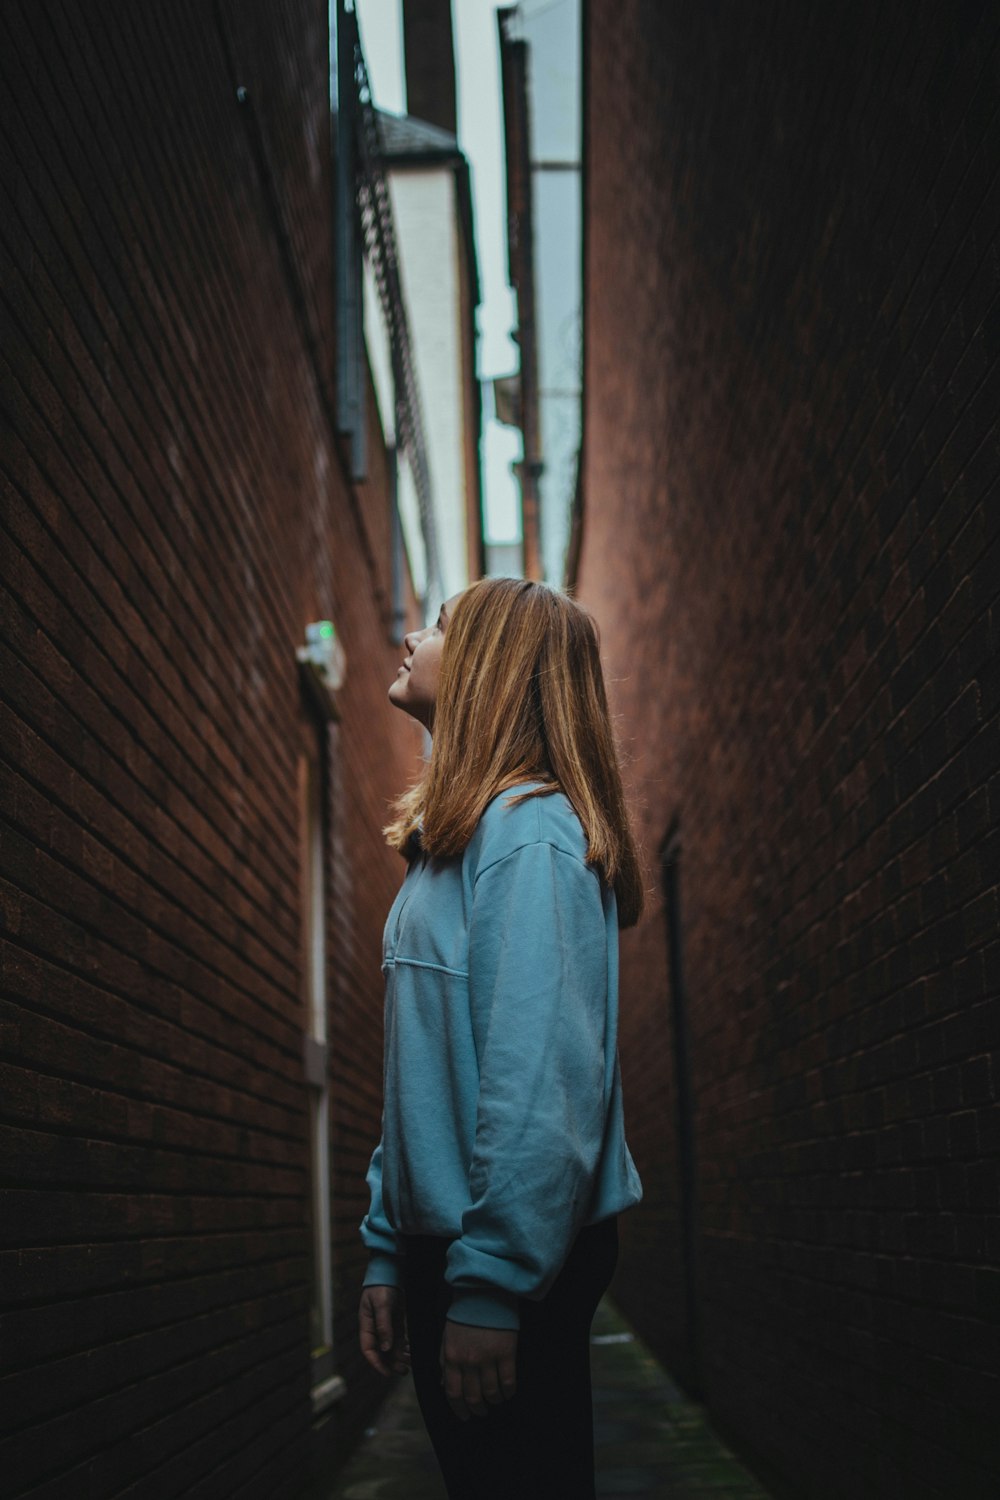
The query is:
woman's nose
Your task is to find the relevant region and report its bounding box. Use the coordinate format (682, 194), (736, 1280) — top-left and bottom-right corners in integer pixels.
(403, 627), (425, 652)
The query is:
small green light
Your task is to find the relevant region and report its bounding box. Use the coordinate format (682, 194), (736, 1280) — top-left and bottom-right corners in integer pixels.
(317, 621), (335, 639)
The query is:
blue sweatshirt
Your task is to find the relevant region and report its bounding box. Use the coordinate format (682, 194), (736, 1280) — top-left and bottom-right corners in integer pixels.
(360, 780), (643, 1330)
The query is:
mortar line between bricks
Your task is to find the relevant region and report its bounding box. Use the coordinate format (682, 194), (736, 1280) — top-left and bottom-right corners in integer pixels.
(0, 1005), (306, 1129)
(748, 139), (1000, 814)
(0, 881), (303, 1083)
(0, 794), (303, 1045)
(210, 0), (384, 595)
(0, 1249), (306, 1328)
(0, 614), (302, 971)
(0, 980), (304, 1115)
(0, 16), (310, 710)
(0, 262), (305, 855)
(0, 588), (302, 953)
(0, 1049), (306, 1151)
(717, 38), (1000, 776)
(691, 8), (931, 581)
(1, 1245), (309, 1318)
(10, 1339), (307, 1500)
(2, 1297), (304, 1439)
(19, 0), (314, 646)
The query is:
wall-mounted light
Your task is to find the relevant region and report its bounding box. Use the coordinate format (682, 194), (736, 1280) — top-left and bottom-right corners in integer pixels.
(297, 620), (346, 719)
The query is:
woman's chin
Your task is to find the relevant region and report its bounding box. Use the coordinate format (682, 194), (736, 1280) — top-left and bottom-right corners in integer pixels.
(388, 685), (426, 727)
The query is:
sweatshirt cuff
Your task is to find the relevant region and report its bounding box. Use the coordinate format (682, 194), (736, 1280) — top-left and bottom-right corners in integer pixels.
(363, 1252), (404, 1289)
(446, 1285), (521, 1331)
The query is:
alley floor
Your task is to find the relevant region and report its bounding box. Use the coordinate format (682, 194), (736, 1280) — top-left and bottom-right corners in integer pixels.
(326, 1299), (774, 1499)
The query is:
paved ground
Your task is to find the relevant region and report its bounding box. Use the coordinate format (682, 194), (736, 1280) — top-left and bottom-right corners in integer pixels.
(326, 1299), (773, 1499)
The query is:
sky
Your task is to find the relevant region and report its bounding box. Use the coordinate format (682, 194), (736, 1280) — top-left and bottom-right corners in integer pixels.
(354, 0), (523, 542)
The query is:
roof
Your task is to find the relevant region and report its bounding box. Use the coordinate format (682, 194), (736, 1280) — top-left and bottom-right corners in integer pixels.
(375, 109), (461, 162)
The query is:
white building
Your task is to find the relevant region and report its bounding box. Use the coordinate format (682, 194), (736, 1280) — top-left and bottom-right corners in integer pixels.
(364, 110), (484, 614)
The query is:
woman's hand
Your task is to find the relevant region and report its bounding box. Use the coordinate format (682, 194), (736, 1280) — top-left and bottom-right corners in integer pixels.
(440, 1319), (518, 1421)
(359, 1284), (411, 1376)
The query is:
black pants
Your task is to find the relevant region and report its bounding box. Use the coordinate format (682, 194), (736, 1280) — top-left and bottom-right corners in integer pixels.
(401, 1215), (619, 1500)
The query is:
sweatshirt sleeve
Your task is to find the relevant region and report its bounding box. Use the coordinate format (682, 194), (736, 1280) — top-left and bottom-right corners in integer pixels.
(444, 839), (610, 1330)
(360, 1134), (405, 1287)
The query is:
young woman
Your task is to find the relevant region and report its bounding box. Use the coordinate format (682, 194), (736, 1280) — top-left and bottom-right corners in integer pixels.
(358, 577), (645, 1499)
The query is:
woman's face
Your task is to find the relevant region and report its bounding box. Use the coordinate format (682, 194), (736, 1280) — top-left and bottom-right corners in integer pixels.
(388, 592), (464, 730)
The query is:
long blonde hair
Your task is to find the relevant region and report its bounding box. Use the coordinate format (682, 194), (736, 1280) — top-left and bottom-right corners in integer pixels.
(384, 577), (645, 927)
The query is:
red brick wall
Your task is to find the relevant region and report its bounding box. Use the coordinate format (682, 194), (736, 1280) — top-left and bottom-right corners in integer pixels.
(580, 2), (999, 1496)
(1, 1), (426, 1494)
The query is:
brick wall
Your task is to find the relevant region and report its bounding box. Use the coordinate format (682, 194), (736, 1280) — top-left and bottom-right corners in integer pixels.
(1, 1), (426, 1494)
(580, 2), (999, 1496)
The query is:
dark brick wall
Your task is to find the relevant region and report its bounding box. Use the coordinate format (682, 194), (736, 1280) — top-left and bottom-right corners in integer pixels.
(403, 0), (458, 137)
(580, 2), (999, 1496)
(1, 1), (426, 1494)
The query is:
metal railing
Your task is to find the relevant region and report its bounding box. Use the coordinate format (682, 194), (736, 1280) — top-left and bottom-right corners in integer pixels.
(344, 6), (442, 608)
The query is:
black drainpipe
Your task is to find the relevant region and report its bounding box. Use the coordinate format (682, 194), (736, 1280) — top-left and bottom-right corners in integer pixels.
(660, 817), (702, 1398)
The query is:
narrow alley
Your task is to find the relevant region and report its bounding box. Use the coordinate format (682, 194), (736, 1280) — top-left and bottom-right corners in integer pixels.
(3, 1), (998, 1498)
(325, 1300), (772, 1500)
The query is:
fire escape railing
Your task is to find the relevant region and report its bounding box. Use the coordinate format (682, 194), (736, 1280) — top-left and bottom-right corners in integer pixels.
(344, 7), (442, 609)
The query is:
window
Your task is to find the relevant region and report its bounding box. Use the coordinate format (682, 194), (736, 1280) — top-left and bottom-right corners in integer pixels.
(298, 738), (345, 1412)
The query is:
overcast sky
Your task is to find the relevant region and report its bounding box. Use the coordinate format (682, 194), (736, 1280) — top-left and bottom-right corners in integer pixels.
(355, 0), (522, 542)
